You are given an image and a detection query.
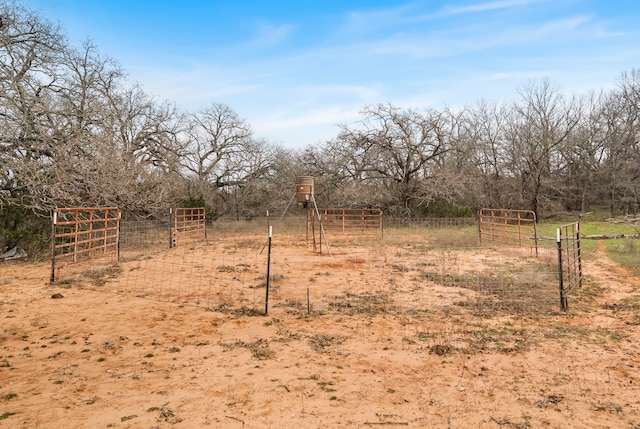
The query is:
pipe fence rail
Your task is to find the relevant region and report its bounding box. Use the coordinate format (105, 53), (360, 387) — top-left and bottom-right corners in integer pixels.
(557, 222), (583, 311)
(312, 208), (384, 237)
(50, 207), (120, 283)
(479, 208), (538, 256)
(171, 207), (207, 247)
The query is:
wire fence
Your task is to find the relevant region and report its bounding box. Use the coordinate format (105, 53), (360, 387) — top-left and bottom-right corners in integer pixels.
(385, 217), (477, 229)
(53, 218), (562, 318)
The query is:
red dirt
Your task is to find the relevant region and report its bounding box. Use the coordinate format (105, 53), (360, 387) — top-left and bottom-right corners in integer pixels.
(1, 234), (639, 428)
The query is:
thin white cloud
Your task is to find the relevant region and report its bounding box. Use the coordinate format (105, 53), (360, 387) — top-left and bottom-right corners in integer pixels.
(341, 3), (417, 34)
(535, 15), (591, 34)
(247, 83), (381, 141)
(127, 65), (266, 107)
(338, 0), (545, 32)
(249, 104), (365, 147)
(244, 21), (296, 49)
(295, 84), (381, 102)
(362, 12), (604, 61)
(476, 71), (550, 82)
(254, 105), (359, 131)
(439, 0), (549, 16)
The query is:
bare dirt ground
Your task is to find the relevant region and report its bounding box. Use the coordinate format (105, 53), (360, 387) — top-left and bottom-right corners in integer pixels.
(1, 232), (639, 429)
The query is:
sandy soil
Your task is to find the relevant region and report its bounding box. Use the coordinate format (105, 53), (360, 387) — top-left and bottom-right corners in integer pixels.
(1, 233), (639, 429)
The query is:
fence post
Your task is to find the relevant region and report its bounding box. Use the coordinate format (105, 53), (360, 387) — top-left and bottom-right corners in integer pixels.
(265, 226), (273, 316)
(203, 208), (208, 243)
(556, 227), (567, 311)
(73, 209), (79, 263)
(116, 210), (121, 261)
(50, 210), (57, 284)
(576, 223), (582, 288)
(533, 213), (539, 257)
(169, 208), (173, 248)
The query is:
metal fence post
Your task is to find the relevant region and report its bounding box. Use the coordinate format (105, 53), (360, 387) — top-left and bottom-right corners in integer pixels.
(557, 227), (566, 311)
(50, 210), (57, 284)
(265, 226), (273, 316)
(169, 208), (174, 248)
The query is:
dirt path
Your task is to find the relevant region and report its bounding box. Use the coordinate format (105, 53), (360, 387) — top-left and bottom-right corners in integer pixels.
(577, 241), (640, 329)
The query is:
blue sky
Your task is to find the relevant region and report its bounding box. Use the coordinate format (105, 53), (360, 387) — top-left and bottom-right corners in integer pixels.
(20, 0), (640, 149)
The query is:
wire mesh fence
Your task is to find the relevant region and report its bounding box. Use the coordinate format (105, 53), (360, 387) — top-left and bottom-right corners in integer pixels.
(119, 219), (173, 252)
(385, 217), (477, 229)
(54, 218), (562, 318)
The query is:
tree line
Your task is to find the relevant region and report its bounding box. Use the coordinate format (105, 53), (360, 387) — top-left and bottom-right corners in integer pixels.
(1, 1), (639, 252)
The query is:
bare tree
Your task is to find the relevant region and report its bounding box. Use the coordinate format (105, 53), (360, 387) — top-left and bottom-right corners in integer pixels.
(504, 79), (582, 219)
(0, 1), (184, 226)
(181, 103), (251, 183)
(557, 91), (607, 212)
(216, 138), (280, 219)
(95, 82), (183, 216)
(335, 104), (450, 215)
(455, 100), (517, 210)
(180, 103), (280, 217)
(600, 69), (640, 215)
(0, 1), (66, 213)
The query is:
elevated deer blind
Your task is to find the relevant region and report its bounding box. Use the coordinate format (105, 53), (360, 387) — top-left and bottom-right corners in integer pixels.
(557, 222), (582, 311)
(479, 208), (538, 255)
(50, 207), (120, 283)
(171, 207), (206, 247)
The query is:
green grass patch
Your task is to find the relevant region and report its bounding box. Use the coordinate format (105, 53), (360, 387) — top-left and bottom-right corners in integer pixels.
(537, 220), (638, 238)
(545, 324), (625, 344)
(538, 219), (639, 265)
(606, 239), (640, 275)
(590, 328), (626, 344)
(417, 332), (437, 341)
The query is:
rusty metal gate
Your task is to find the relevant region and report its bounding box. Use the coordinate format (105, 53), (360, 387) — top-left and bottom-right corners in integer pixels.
(557, 222), (582, 311)
(479, 208), (538, 255)
(311, 208), (383, 237)
(50, 207), (120, 283)
(171, 207), (206, 247)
